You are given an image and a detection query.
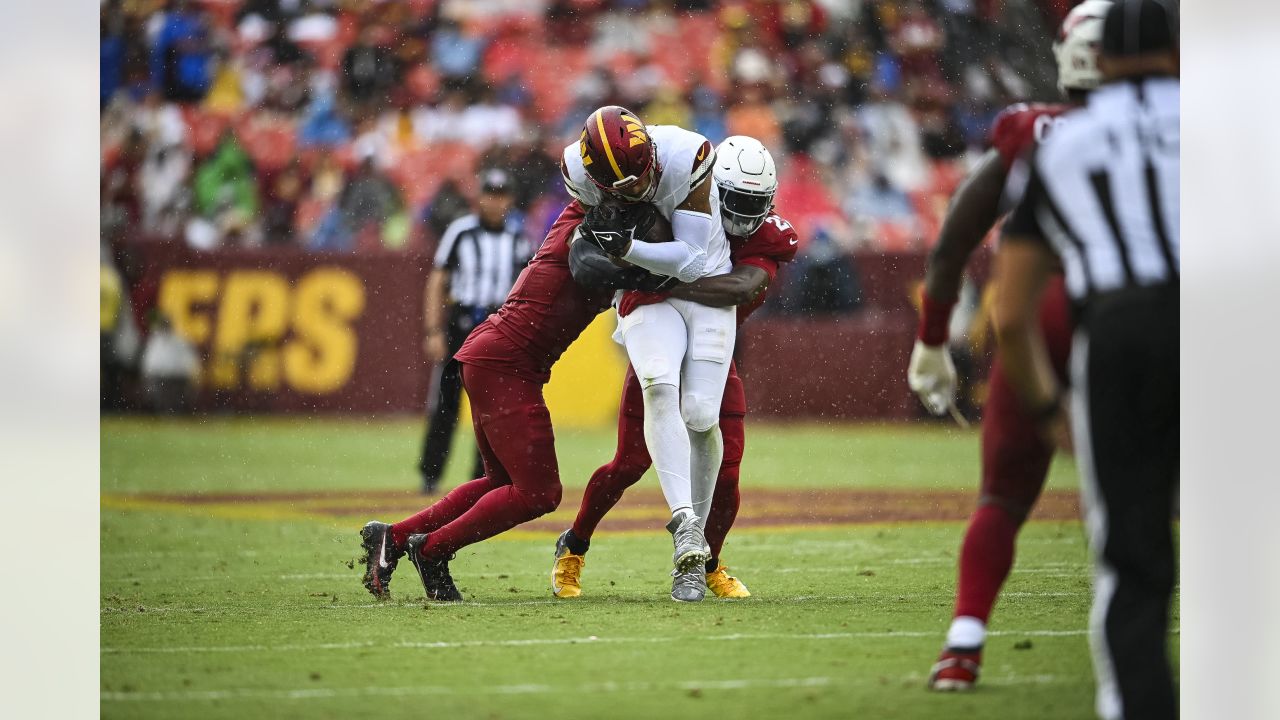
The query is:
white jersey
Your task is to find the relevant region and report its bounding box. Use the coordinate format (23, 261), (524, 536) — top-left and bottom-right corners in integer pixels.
(561, 124), (731, 277)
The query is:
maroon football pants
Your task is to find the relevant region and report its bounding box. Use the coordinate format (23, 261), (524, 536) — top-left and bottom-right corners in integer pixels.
(392, 361), (561, 560)
(953, 274), (1073, 622)
(571, 362), (746, 562)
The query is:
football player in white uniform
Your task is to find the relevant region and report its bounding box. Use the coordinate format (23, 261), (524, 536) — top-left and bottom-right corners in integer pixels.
(563, 105), (733, 596)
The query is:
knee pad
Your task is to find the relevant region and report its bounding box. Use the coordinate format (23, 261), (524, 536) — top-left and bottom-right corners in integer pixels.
(635, 356), (676, 388)
(642, 382), (680, 413)
(681, 392), (720, 433)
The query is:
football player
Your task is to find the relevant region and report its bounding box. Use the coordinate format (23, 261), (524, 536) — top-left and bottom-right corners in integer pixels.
(908, 0), (1113, 691)
(566, 106), (736, 586)
(357, 197), (669, 602)
(553, 136), (798, 602)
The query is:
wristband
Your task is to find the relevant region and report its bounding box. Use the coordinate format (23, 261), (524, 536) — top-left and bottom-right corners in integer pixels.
(918, 291), (956, 345)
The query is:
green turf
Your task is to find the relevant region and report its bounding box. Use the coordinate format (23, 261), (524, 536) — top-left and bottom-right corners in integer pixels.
(100, 416), (1080, 493)
(100, 417), (1173, 720)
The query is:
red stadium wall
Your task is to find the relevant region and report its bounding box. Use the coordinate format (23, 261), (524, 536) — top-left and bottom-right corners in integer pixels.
(128, 245), (991, 419)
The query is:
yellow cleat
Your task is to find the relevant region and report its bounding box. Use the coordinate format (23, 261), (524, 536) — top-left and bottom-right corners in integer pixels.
(552, 531), (585, 598)
(706, 565), (751, 598)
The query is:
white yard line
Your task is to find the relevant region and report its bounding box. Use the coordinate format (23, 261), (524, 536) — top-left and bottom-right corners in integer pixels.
(101, 562), (1088, 584)
(102, 673), (1072, 703)
(102, 590), (1091, 617)
(101, 628), (1090, 655)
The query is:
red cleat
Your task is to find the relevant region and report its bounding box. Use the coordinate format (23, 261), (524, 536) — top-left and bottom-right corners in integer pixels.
(927, 648), (982, 691)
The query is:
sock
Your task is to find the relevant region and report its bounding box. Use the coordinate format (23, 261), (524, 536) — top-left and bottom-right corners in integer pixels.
(423, 482), (561, 560)
(391, 476), (499, 547)
(954, 503), (1021, 624)
(572, 441), (649, 541)
(641, 383), (692, 513)
(688, 424), (722, 528)
(563, 528), (590, 556)
(705, 557), (719, 573)
(704, 464), (741, 561)
(946, 616), (987, 651)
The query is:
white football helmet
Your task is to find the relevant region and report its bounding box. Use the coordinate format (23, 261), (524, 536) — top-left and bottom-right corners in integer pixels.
(1054, 0), (1112, 93)
(713, 135), (778, 237)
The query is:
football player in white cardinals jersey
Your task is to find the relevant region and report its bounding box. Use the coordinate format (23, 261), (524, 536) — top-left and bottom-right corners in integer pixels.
(554, 136), (797, 602)
(563, 106), (733, 581)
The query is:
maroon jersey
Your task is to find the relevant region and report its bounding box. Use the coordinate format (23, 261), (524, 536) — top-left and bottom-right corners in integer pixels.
(989, 103), (1071, 171)
(729, 212), (799, 324)
(455, 202), (614, 384)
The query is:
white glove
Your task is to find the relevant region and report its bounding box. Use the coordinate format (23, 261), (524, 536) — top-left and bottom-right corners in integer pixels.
(908, 340), (957, 416)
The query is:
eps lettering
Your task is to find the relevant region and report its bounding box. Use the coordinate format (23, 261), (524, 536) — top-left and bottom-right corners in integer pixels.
(157, 268), (365, 394)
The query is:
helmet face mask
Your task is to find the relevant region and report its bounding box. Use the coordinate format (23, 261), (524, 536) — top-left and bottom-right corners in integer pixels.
(717, 184), (772, 236)
(713, 135), (778, 237)
(603, 160), (658, 202)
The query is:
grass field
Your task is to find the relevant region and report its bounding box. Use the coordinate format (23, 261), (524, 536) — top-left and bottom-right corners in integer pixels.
(100, 416), (1177, 719)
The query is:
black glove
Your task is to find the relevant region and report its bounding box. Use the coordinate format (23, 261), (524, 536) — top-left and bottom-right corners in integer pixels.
(579, 202), (659, 257)
(569, 233), (679, 291)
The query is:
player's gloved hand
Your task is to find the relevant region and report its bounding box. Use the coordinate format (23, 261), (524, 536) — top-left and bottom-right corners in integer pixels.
(907, 340), (957, 416)
(569, 232), (677, 292)
(580, 202), (657, 257)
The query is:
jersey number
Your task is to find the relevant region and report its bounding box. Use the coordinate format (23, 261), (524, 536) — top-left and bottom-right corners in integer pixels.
(765, 216), (791, 232)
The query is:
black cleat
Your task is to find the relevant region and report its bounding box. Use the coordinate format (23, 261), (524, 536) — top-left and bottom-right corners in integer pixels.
(359, 521), (405, 599)
(406, 534), (464, 602)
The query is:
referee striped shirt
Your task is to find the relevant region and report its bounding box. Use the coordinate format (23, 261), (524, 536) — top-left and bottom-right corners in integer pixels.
(434, 214), (530, 309)
(1003, 76), (1179, 306)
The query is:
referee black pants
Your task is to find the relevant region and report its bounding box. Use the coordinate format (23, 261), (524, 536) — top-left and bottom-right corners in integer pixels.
(418, 307), (486, 492)
(1071, 284), (1179, 720)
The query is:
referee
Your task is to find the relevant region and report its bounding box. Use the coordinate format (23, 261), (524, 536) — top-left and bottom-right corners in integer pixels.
(990, 1), (1179, 718)
(419, 168), (529, 494)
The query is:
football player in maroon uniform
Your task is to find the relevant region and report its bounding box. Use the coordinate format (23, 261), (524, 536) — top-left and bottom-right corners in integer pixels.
(911, 0), (1114, 691)
(551, 136), (799, 603)
(356, 108), (712, 602)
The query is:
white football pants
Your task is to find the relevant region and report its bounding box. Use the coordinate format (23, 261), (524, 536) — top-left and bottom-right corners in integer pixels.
(614, 297), (736, 525)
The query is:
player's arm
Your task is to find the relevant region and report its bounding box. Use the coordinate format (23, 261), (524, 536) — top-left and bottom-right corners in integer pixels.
(991, 239), (1068, 449)
(667, 263), (770, 307)
(423, 268), (450, 362)
(922, 149), (1007, 305)
(615, 176), (714, 283)
(908, 149), (1007, 416)
(991, 158), (1071, 451)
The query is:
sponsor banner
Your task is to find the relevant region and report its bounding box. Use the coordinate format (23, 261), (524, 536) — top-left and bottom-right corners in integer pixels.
(133, 245), (628, 423)
(131, 245), (993, 420)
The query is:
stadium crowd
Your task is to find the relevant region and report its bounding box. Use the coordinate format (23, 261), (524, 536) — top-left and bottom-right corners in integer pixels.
(101, 0), (1064, 259)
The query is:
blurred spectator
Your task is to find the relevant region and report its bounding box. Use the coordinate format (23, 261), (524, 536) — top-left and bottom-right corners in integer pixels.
(421, 179), (472, 243)
(725, 83), (783, 155)
(342, 24), (403, 113)
(150, 0), (214, 103)
(261, 161), (306, 246)
(890, 0), (946, 84)
(101, 246), (140, 412)
(139, 140), (191, 237)
(140, 314), (200, 415)
(431, 15), (485, 82)
(188, 133), (261, 249)
(857, 85), (928, 191)
(312, 151), (407, 251)
(776, 227), (863, 315)
(845, 173), (918, 232)
(101, 0), (1063, 261)
(298, 89), (353, 148)
(203, 48), (248, 115)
